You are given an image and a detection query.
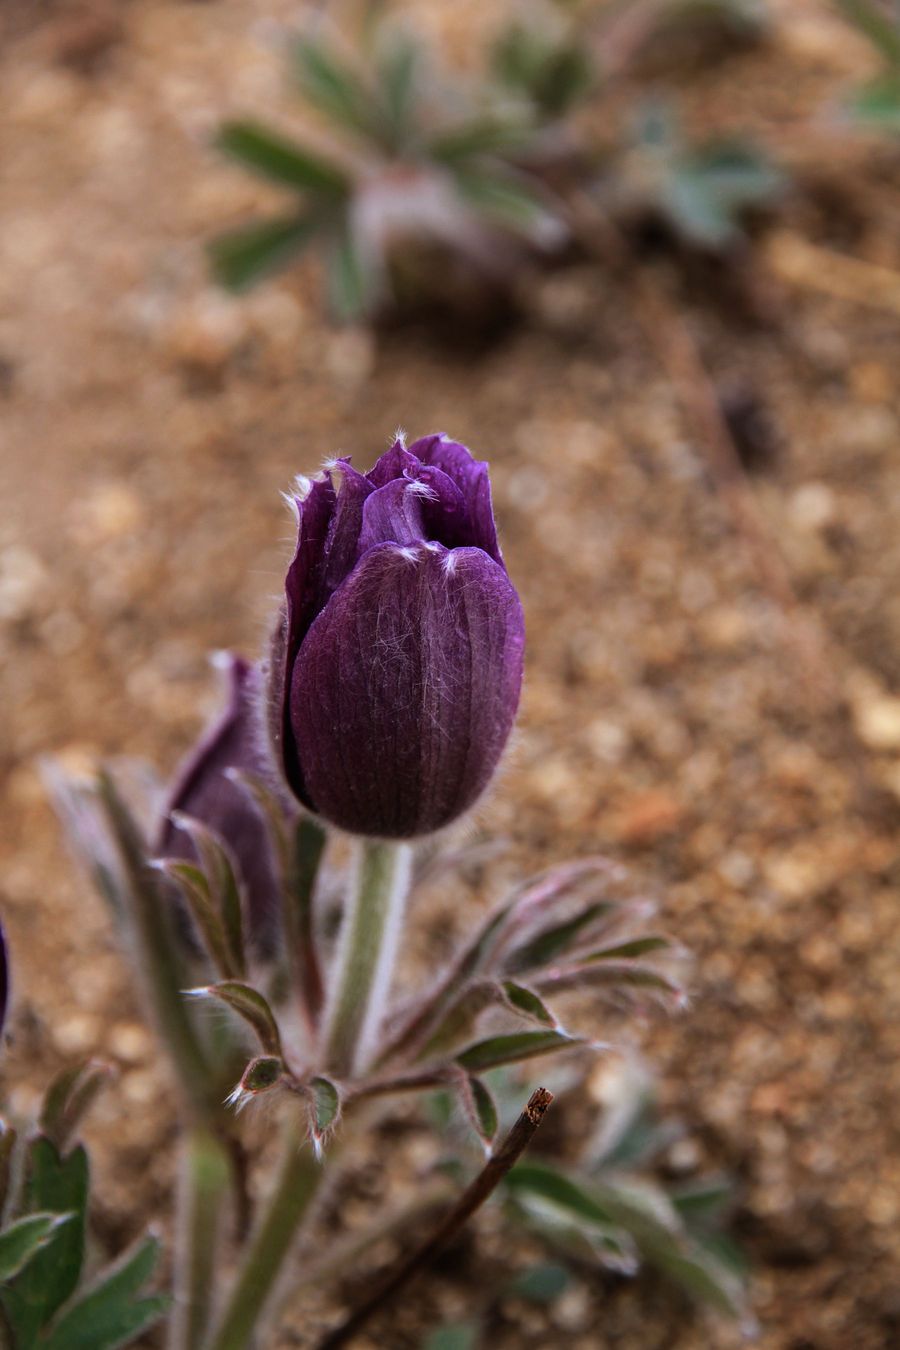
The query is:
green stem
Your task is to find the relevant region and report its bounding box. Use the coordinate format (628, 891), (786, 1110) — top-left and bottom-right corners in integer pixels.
(323, 840), (412, 1078)
(169, 1128), (232, 1350)
(98, 772), (214, 1120)
(204, 1126), (322, 1350)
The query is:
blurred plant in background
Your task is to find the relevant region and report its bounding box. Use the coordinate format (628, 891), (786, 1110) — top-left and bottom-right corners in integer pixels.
(836, 0), (900, 130)
(210, 20), (565, 320)
(424, 1054), (749, 1345)
(209, 0), (782, 322)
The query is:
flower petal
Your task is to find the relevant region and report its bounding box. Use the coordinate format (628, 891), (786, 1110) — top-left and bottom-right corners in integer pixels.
(321, 460), (373, 596)
(289, 542), (525, 838)
(366, 438), (421, 486)
(409, 434), (502, 563)
(269, 476), (335, 795)
(357, 479), (426, 554)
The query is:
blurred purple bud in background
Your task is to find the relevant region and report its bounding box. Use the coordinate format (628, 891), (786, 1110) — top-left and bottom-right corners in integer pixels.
(269, 434), (525, 839)
(158, 655), (290, 955)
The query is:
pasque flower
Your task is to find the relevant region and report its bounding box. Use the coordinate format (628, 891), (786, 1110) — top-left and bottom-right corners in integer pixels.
(269, 434), (525, 839)
(158, 655), (287, 953)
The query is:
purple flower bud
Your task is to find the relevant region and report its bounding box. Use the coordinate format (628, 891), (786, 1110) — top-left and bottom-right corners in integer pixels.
(268, 434), (525, 839)
(158, 655), (289, 953)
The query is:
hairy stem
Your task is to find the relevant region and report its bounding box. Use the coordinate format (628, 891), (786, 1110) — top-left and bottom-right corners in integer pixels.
(204, 1126), (322, 1350)
(169, 1128), (232, 1350)
(316, 1088), (554, 1349)
(324, 840), (412, 1078)
(98, 773), (214, 1119)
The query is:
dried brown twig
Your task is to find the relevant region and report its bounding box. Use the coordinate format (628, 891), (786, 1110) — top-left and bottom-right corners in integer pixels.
(315, 1088), (554, 1350)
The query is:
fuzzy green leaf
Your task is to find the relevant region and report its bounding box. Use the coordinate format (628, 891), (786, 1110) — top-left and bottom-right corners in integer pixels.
(501, 981), (557, 1027)
(506, 1163), (617, 1230)
(239, 1056), (284, 1095)
(167, 815), (246, 979)
(186, 982), (282, 1057)
(293, 37), (373, 138)
(503, 902), (612, 975)
(216, 121), (349, 195)
(41, 1235), (168, 1350)
(0, 1214), (72, 1283)
(209, 214), (325, 293)
(456, 1030), (577, 1073)
(2, 1139), (89, 1342)
(40, 1061), (112, 1156)
(326, 225), (380, 321)
(307, 1076), (342, 1159)
(159, 860), (237, 982)
(464, 1076), (498, 1151)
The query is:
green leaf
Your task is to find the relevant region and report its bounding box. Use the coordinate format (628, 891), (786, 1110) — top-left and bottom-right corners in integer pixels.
(507, 1261), (569, 1303)
(40, 1061), (112, 1156)
(293, 37), (374, 139)
(186, 982), (282, 1057)
(0, 1214), (72, 1283)
(234, 1056), (284, 1096)
(423, 1323), (480, 1350)
(307, 1076), (341, 1158)
(542, 961), (682, 999)
(492, 22), (593, 118)
(158, 860), (238, 982)
(583, 936), (671, 961)
(459, 1076), (498, 1152)
(847, 75), (900, 130)
(670, 1175), (735, 1229)
(660, 143), (781, 248)
(590, 1176), (747, 1318)
(428, 118), (530, 164)
(501, 982), (557, 1027)
(326, 226), (380, 321)
(216, 120), (349, 195)
(2, 1139), (88, 1342)
(41, 1234), (168, 1350)
(836, 0), (900, 66)
(375, 30), (421, 149)
(167, 815), (246, 980)
(456, 1030), (577, 1074)
(209, 213), (325, 293)
(504, 902), (611, 975)
(452, 165), (557, 240)
(506, 1163), (617, 1231)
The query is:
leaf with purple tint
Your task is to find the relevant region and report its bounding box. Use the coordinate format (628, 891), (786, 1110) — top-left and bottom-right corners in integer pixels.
(156, 860), (239, 982)
(502, 902), (614, 975)
(458, 1075), (499, 1153)
(579, 936), (672, 961)
(455, 1030), (578, 1074)
(501, 981), (557, 1027)
(167, 815), (246, 979)
(307, 1076), (342, 1158)
(186, 982), (282, 1057)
